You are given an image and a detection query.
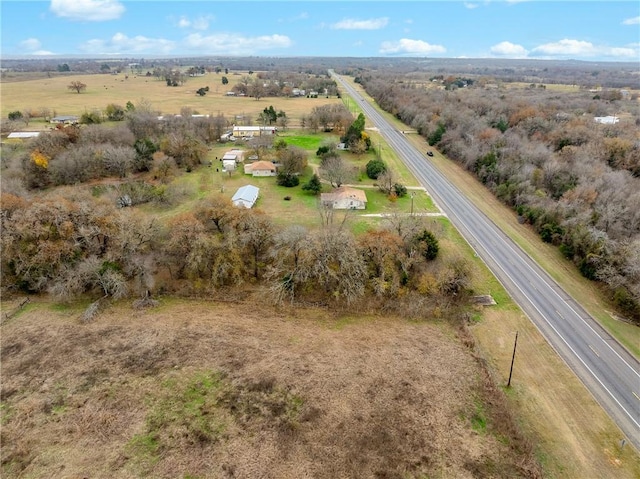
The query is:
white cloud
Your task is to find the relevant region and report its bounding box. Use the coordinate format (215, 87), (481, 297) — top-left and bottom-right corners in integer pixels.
(622, 16), (640, 25)
(177, 15), (214, 30)
(18, 38), (55, 55)
(80, 33), (176, 55)
(533, 39), (596, 56)
(379, 38), (446, 56)
(531, 38), (639, 59)
(464, 2), (479, 9)
(490, 41), (528, 58)
(50, 0), (125, 21)
(331, 18), (389, 30)
(20, 38), (42, 51)
(183, 33), (292, 55)
(607, 46), (639, 58)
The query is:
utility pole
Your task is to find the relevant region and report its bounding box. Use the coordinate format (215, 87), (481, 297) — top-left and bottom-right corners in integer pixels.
(410, 192), (415, 216)
(507, 331), (518, 388)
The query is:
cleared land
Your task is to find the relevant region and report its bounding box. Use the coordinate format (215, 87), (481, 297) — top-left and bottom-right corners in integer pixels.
(0, 72), (341, 126)
(1, 296), (537, 479)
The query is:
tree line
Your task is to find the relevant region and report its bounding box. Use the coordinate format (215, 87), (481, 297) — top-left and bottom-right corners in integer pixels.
(1, 189), (470, 316)
(356, 71), (640, 322)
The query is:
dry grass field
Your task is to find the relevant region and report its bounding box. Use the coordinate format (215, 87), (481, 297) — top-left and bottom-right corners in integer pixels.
(0, 72), (341, 126)
(1, 296), (540, 479)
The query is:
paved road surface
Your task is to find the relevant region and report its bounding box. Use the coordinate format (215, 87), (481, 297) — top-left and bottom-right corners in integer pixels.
(330, 71), (640, 450)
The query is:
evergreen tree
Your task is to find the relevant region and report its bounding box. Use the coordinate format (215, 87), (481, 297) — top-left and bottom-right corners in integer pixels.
(302, 174), (322, 195)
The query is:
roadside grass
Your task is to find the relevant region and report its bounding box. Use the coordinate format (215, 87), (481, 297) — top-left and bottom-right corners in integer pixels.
(433, 216), (517, 311)
(367, 129), (421, 187)
(474, 308), (640, 478)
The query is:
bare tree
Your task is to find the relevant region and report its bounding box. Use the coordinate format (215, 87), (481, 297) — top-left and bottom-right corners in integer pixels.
(376, 169), (397, 195)
(67, 81), (87, 94)
(102, 145), (136, 178)
(277, 145), (308, 175)
(236, 211), (276, 279)
(267, 225), (313, 303)
(320, 155), (352, 188)
(305, 229), (367, 304)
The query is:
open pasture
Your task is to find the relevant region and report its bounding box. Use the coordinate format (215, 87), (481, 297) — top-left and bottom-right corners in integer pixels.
(0, 72), (341, 125)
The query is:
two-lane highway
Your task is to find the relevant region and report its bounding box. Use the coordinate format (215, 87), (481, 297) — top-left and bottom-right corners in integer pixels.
(331, 72), (640, 449)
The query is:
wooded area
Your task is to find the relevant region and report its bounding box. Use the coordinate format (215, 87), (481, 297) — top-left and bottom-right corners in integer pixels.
(356, 71), (640, 321)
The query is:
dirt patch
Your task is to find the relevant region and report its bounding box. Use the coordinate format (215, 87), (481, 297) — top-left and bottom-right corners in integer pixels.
(1, 297), (537, 478)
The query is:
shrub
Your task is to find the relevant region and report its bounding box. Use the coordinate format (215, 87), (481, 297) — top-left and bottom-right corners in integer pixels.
(393, 183), (407, 197)
(80, 111), (102, 125)
(302, 174), (322, 195)
(105, 103), (125, 121)
(413, 229), (440, 261)
(276, 172), (299, 187)
(366, 158), (387, 179)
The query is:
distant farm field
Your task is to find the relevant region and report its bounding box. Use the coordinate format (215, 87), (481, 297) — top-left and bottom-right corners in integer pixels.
(0, 72), (341, 125)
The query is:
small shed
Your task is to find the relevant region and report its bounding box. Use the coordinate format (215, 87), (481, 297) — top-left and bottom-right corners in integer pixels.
(222, 160), (236, 171)
(232, 185), (260, 208)
(321, 186), (367, 210)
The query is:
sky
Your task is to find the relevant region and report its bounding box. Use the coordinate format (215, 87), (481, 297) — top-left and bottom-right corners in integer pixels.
(1, 0), (639, 62)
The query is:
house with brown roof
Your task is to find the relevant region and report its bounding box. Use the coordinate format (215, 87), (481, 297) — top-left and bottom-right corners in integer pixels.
(321, 186), (367, 210)
(244, 160), (277, 177)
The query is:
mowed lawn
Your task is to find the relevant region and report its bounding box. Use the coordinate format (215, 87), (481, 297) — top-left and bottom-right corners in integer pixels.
(0, 72), (342, 126)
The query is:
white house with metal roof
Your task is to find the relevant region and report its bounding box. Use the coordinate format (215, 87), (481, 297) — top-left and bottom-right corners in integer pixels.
(232, 185), (260, 208)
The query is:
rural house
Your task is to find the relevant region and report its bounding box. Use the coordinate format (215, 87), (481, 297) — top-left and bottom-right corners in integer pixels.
(244, 160), (277, 177)
(321, 186), (367, 210)
(50, 115), (78, 124)
(232, 126), (277, 138)
(232, 185), (260, 208)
